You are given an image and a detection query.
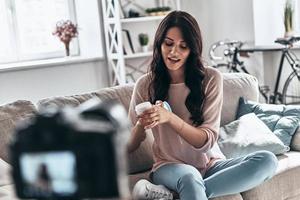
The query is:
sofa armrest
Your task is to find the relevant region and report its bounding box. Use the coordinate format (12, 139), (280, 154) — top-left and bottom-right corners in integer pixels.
(291, 125), (300, 151)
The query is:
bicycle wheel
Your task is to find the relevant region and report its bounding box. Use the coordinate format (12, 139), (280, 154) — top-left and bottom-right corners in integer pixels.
(282, 70), (300, 105)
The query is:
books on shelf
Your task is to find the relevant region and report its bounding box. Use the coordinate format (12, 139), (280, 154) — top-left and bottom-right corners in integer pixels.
(122, 29), (135, 55)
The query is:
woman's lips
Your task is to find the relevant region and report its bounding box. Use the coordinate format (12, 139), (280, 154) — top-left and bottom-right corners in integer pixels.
(168, 57), (180, 64)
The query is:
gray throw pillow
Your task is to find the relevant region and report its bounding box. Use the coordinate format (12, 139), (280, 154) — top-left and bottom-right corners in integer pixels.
(218, 113), (289, 158)
(236, 97), (300, 146)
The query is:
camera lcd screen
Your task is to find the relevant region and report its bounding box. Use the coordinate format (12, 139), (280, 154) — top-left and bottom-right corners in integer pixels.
(19, 151), (77, 197)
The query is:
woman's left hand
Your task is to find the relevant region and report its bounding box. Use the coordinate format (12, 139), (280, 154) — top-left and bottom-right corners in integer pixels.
(141, 100), (171, 129)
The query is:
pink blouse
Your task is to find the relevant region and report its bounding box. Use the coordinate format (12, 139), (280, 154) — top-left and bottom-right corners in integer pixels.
(129, 66), (223, 175)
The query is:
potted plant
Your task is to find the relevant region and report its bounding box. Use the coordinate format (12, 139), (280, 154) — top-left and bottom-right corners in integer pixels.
(145, 7), (171, 16)
(138, 33), (149, 52)
(284, 0), (294, 37)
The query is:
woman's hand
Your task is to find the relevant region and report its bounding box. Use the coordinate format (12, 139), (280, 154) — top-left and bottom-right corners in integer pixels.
(138, 100), (171, 129)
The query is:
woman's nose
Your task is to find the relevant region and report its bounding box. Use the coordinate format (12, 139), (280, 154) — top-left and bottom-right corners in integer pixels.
(170, 45), (178, 55)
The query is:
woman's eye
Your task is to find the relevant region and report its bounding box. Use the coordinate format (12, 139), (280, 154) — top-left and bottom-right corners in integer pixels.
(180, 44), (188, 49)
(164, 41), (173, 46)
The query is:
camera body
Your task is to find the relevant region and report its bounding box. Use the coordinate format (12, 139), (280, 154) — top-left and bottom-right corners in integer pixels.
(10, 99), (130, 199)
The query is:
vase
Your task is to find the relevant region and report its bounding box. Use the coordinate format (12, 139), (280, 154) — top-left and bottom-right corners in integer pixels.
(64, 42), (70, 56)
(284, 31), (294, 38)
(141, 45), (149, 52)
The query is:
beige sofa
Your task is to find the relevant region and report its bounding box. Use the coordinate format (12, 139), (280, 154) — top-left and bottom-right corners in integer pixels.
(1, 73), (300, 200)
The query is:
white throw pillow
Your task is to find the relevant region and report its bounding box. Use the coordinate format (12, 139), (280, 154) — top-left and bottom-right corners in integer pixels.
(218, 113), (290, 158)
(207, 142), (226, 160)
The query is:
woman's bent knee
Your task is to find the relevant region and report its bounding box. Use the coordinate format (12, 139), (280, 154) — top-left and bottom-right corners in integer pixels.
(254, 151), (278, 179)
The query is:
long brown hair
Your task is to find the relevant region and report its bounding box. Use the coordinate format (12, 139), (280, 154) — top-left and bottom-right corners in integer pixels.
(148, 11), (206, 126)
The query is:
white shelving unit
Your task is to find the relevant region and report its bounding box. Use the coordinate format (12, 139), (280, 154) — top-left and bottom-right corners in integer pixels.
(124, 51), (152, 59)
(102, 0), (180, 85)
(120, 15), (166, 23)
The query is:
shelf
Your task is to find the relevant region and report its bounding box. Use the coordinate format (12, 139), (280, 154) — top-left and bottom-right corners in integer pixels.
(102, 0), (180, 85)
(124, 51), (153, 59)
(120, 15), (166, 23)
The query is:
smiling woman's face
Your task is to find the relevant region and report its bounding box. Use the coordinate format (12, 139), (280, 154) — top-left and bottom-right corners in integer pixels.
(161, 27), (191, 73)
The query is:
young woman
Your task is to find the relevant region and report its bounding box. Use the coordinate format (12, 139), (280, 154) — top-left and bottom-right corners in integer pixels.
(127, 11), (278, 200)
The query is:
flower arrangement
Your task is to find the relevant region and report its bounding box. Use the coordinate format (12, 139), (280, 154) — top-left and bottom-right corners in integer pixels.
(284, 0), (294, 37)
(53, 20), (78, 56)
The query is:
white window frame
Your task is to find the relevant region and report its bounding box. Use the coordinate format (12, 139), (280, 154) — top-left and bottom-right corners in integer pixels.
(0, 0), (104, 69)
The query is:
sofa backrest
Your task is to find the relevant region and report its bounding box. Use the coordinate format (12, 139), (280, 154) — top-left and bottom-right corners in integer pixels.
(0, 100), (37, 163)
(221, 73), (259, 125)
(38, 73), (259, 126)
(37, 84), (135, 112)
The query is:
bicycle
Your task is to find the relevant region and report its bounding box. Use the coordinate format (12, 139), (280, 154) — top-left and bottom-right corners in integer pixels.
(209, 37), (300, 105)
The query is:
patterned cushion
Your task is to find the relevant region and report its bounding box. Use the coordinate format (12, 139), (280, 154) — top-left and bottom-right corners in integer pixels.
(236, 97), (300, 146)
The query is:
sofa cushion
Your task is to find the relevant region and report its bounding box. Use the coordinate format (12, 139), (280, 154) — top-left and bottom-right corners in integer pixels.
(242, 151), (300, 200)
(221, 73), (259, 126)
(218, 113), (289, 158)
(291, 126), (300, 151)
(211, 194), (243, 200)
(236, 97), (300, 146)
(128, 132), (154, 174)
(129, 170), (151, 191)
(93, 84), (134, 112)
(0, 159), (11, 187)
(0, 100), (37, 163)
(0, 184), (18, 200)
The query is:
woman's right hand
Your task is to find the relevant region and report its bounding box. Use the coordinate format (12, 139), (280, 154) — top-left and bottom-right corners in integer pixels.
(137, 105), (157, 129)
(138, 101), (172, 129)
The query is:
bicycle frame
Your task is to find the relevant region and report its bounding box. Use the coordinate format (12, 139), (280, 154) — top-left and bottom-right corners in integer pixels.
(209, 40), (270, 102)
(271, 48), (300, 103)
(209, 38), (300, 104)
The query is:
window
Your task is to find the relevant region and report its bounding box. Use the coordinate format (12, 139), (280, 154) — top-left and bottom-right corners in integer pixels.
(0, 0), (79, 64)
(0, 0), (14, 63)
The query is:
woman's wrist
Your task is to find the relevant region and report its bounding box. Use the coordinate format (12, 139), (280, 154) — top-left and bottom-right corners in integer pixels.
(166, 111), (172, 123)
(168, 113), (185, 135)
(135, 121), (146, 141)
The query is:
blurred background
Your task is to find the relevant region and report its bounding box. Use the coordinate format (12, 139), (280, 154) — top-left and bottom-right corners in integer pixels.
(0, 0), (298, 105)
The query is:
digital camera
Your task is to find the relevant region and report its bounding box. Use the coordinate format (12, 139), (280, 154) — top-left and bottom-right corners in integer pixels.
(9, 99), (130, 199)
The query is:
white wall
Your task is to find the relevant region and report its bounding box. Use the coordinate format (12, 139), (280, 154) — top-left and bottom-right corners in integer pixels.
(182, 0), (265, 85)
(183, 0), (299, 100)
(182, 0), (255, 61)
(253, 0), (286, 46)
(0, 60), (109, 105)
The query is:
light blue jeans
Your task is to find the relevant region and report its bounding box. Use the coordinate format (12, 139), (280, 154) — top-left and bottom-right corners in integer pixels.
(152, 150), (278, 200)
